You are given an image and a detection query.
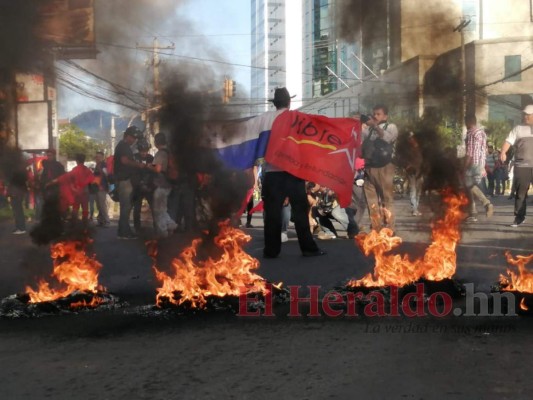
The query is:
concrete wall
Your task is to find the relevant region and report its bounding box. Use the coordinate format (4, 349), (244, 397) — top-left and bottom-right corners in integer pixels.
(480, 0), (533, 39)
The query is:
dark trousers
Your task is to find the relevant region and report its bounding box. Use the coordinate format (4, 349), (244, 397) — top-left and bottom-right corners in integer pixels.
(263, 172), (318, 257)
(10, 190), (26, 231)
(133, 190), (154, 229)
(514, 166), (533, 221)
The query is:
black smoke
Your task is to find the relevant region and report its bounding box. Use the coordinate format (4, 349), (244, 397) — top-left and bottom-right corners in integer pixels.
(158, 75), (251, 234)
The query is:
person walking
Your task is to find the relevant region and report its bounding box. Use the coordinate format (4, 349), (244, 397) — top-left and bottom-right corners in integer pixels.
(262, 87), (325, 258)
(463, 114), (494, 222)
(361, 104), (398, 230)
(500, 105), (533, 227)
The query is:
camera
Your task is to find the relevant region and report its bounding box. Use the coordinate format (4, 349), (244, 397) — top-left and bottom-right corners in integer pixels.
(360, 114), (373, 124)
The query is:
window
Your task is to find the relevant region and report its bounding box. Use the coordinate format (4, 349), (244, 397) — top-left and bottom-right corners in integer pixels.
(504, 55), (521, 82)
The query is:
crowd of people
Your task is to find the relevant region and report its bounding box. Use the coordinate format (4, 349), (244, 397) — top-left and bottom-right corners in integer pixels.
(1, 96), (532, 247)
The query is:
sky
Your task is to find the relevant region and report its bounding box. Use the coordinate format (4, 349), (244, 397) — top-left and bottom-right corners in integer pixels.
(57, 0), (251, 119)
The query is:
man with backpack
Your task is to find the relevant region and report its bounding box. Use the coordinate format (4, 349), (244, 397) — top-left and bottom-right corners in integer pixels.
(361, 104), (398, 231)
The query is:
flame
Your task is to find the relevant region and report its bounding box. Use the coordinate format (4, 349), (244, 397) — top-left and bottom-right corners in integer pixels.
(520, 298), (529, 311)
(348, 190), (467, 287)
(154, 220), (269, 309)
(25, 240), (104, 306)
(499, 252), (533, 293)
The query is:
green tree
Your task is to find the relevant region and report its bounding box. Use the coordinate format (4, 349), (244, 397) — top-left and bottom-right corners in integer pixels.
(58, 124), (106, 160)
(481, 120), (513, 149)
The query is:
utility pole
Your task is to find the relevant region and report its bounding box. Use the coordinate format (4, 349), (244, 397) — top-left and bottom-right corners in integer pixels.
(136, 38), (175, 135)
(453, 18), (471, 127)
(110, 116), (116, 155)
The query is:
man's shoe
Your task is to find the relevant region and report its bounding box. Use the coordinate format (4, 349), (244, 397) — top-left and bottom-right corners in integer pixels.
(245, 222), (254, 228)
(12, 229), (26, 235)
(281, 232), (288, 242)
(465, 216), (478, 223)
(510, 218), (525, 227)
(302, 249), (327, 257)
(485, 203), (494, 217)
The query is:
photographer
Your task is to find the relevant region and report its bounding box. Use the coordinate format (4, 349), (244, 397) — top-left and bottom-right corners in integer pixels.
(361, 104), (398, 231)
(314, 186), (352, 240)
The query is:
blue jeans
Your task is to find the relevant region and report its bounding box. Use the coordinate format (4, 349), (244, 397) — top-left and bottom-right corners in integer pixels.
(118, 179), (134, 236)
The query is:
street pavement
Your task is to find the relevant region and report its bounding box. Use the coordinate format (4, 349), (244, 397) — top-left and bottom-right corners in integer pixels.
(0, 194), (532, 399)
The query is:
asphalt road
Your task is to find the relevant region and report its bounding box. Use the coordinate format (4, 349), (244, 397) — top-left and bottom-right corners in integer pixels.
(0, 195), (532, 400)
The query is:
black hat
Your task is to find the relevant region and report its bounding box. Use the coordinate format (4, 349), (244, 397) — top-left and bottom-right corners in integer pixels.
(269, 87), (296, 104)
(124, 125), (142, 138)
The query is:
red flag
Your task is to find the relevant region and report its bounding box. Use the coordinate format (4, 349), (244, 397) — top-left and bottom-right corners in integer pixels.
(265, 111), (361, 207)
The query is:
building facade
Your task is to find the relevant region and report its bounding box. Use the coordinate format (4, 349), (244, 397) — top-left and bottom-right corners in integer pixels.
(298, 0), (533, 127)
(251, 0), (302, 114)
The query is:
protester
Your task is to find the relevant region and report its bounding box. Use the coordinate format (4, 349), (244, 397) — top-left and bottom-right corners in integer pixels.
(149, 132), (178, 238)
(397, 132), (424, 216)
(93, 151), (111, 227)
(463, 114), (494, 222)
(483, 143), (498, 196)
(314, 186), (354, 240)
(493, 148), (506, 196)
(48, 153), (95, 226)
(262, 87), (325, 258)
(500, 105), (533, 227)
(361, 104), (398, 230)
(113, 126), (148, 239)
(132, 139), (155, 231)
(37, 148), (64, 220)
(7, 167), (28, 234)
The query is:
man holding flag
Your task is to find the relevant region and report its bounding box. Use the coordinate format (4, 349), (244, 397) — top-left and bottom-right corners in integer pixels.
(211, 87), (361, 258)
(262, 88), (325, 258)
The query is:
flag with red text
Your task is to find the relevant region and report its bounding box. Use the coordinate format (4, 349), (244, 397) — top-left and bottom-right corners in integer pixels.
(265, 110), (361, 207)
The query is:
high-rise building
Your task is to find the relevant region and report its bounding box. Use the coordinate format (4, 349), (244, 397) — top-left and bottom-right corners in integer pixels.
(298, 0), (533, 125)
(251, 0), (302, 115)
(302, 0), (360, 101)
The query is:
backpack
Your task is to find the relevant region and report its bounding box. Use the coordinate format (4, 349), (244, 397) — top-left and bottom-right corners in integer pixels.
(362, 124), (394, 168)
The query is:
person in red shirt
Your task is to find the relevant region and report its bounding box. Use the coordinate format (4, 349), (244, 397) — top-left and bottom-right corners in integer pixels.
(48, 153), (95, 225)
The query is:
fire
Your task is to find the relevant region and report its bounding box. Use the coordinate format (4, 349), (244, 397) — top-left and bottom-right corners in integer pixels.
(348, 190), (467, 287)
(25, 240), (104, 306)
(499, 252), (533, 293)
(154, 220), (269, 308)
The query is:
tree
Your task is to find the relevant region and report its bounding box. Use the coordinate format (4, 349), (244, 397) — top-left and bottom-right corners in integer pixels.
(58, 124), (106, 160)
(481, 120), (513, 149)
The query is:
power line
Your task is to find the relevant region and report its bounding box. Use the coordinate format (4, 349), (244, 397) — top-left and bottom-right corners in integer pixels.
(476, 62), (533, 89)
